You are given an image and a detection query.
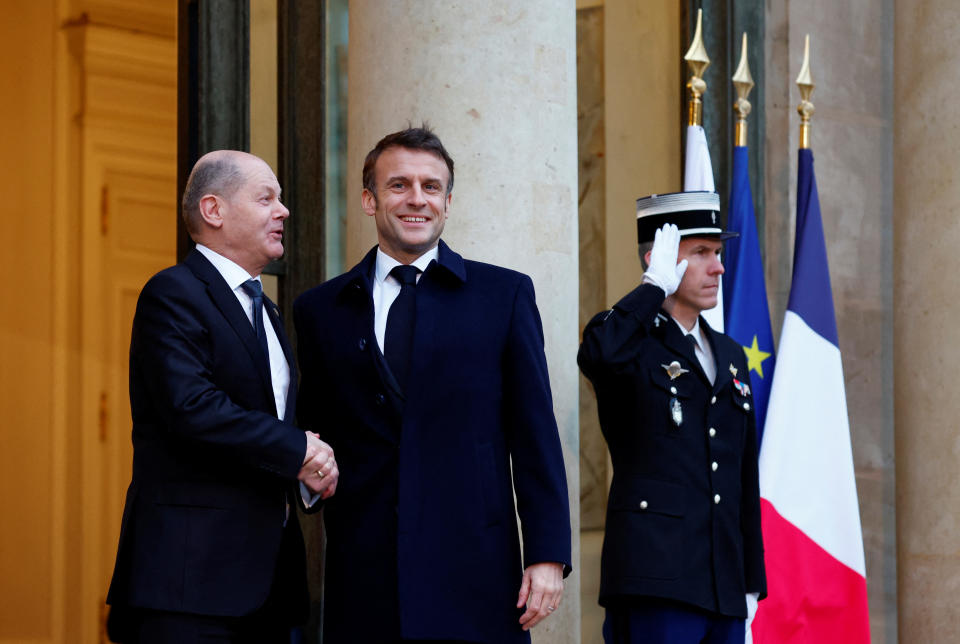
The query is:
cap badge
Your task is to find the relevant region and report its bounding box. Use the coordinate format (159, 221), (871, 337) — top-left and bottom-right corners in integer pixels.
(712, 212), (717, 224)
(662, 361), (689, 380)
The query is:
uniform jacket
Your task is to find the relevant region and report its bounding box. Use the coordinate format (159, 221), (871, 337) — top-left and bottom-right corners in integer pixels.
(107, 249), (309, 621)
(578, 282), (766, 618)
(293, 241), (571, 644)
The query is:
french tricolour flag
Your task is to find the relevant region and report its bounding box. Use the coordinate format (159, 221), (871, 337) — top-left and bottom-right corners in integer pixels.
(752, 149), (870, 642)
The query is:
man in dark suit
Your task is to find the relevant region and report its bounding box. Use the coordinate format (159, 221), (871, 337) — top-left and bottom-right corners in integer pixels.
(578, 192), (766, 644)
(294, 127), (572, 643)
(106, 150), (339, 643)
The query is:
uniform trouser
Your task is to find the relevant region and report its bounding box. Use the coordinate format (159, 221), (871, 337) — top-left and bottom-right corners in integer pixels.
(603, 599), (745, 644)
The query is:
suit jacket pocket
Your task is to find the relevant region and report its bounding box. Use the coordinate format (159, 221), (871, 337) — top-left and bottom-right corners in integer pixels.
(604, 477), (687, 580)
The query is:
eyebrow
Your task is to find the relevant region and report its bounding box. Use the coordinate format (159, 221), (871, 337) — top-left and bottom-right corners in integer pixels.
(385, 175), (443, 186)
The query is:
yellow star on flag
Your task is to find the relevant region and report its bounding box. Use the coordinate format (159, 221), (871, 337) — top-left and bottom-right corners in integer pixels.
(742, 335), (772, 378)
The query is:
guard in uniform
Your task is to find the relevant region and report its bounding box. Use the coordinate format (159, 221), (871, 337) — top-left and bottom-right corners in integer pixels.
(578, 192), (766, 644)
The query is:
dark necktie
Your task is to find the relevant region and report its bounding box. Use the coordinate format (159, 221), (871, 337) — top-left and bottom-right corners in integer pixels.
(385, 265), (420, 391)
(241, 279), (271, 363)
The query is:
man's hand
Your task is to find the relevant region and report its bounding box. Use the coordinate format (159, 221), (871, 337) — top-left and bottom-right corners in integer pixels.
(298, 432), (338, 499)
(516, 562), (564, 631)
(642, 223), (688, 297)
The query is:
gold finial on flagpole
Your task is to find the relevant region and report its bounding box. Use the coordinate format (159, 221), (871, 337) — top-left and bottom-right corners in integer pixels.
(796, 34), (815, 149)
(684, 9), (710, 127)
(732, 33), (754, 146)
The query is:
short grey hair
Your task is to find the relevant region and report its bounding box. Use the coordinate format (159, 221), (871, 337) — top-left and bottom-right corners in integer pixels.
(638, 241), (654, 271)
(180, 154), (247, 236)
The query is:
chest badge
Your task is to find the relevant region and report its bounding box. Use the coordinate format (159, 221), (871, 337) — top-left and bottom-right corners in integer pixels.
(729, 363), (738, 377)
(670, 397), (683, 427)
(733, 378), (751, 397)
(662, 361), (689, 380)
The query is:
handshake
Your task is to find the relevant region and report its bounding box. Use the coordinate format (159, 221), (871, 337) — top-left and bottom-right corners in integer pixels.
(299, 432), (339, 498)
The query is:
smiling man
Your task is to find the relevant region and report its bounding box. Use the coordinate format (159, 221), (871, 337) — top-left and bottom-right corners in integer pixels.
(578, 192), (766, 644)
(106, 150), (338, 643)
(293, 127), (572, 644)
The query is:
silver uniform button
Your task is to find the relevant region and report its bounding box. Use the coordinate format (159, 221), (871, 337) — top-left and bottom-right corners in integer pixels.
(639, 500), (648, 510)
(714, 494), (721, 504)
(745, 402), (751, 411)
(711, 395), (717, 404)
(711, 462), (718, 471)
(670, 386), (677, 394)
(709, 427), (716, 437)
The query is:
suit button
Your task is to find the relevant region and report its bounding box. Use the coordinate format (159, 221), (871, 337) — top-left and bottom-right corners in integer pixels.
(709, 427), (716, 437)
(358, 338), (367, 350)
(711, 461), (718, 471)
(375, 393), (385, 405)
(714, 494), (721, 504)
(639, 500), (648, 510)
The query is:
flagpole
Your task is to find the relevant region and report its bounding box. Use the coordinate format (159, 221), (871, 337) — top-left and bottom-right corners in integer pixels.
(684, 9), (710, 127)
(797, 34), (814, 150)
(732, 33), (753, 147)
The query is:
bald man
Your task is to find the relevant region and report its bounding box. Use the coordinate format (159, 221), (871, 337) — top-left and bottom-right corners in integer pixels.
(106, 151), (338, 643)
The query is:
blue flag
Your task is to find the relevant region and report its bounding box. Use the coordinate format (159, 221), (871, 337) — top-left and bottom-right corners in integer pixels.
(723, 146), (776, 442)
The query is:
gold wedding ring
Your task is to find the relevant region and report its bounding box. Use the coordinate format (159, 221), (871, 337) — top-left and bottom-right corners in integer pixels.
(316, 470), (325, 479)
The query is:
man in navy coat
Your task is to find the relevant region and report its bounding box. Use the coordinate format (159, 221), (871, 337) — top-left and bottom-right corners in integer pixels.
(294, 127), (572, 643)
(106, 150), (339, 643)
(578, 192), (766, 644)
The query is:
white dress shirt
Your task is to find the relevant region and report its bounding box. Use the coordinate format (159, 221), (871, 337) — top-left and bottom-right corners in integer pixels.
(672, 316), (717, 385)
(372, 246), (439, 353)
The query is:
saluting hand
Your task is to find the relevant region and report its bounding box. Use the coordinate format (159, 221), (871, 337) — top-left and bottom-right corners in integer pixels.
(642, 223), (688, 297)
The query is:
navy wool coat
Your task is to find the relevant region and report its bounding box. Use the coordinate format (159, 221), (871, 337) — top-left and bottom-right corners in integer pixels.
(293, 241), (571, 644)
(107, 250), (309, 622)
(578, 283), (766, 618)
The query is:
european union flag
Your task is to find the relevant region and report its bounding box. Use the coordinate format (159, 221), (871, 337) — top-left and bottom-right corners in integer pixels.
(723, 146), (776, 443)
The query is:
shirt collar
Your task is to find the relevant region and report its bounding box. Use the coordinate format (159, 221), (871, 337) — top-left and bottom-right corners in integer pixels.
(195, 244), (258, 292)
(375, 246), (439, 284)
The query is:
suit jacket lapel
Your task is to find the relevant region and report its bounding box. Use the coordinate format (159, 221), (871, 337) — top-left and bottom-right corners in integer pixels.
(702, 317), (734, 394)
(184, 250), (276, 409)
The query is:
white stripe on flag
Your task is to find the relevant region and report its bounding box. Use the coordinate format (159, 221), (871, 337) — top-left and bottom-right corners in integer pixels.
(683, 124), (723, 332)
(759, 310), (866, 576)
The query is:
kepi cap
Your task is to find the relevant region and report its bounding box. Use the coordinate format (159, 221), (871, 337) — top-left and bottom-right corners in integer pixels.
(636, 191), (738, 244)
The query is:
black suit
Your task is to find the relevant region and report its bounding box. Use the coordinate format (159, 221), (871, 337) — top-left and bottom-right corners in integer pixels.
(578, 283), (766, 618)
(107, 249), (309, 639)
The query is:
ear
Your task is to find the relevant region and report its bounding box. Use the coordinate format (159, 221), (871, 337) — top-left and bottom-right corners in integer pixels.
(361, 189), (377, 217)
(198, 194), (224, 229)
(443, 192), (452, 218)
(643, 249), (653, 266)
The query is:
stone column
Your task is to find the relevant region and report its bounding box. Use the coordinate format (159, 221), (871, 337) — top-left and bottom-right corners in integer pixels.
(346, 2), (580, 641)
(894, 0), (960, 640)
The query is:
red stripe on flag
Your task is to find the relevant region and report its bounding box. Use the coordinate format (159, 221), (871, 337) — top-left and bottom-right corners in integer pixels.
(752, 499), (870, 643)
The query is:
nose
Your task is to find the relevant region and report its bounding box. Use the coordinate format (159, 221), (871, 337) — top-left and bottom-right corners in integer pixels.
(711, 253), (725, 275)
(407, 182), (427, 207)
(275, 200), (290, 219)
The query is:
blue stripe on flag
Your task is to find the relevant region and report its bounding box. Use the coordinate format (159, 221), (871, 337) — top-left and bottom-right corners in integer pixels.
(788, 150), (839, 347)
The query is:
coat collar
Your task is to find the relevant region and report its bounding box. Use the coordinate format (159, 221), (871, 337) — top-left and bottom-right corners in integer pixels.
(338, 239), (467, 299)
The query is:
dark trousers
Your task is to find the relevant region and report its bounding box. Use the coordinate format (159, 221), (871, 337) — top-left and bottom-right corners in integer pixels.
(603, 600), (745, 644)
(108, 608), (298, 644)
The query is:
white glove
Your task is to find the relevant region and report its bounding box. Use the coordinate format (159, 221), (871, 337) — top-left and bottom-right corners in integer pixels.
(642, 223), (688, 297)
(745, 592), (759, 642)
